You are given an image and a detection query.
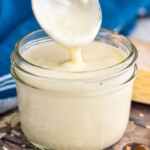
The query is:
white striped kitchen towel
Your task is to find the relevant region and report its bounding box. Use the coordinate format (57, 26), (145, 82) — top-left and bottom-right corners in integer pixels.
(0, 74), (17, 114)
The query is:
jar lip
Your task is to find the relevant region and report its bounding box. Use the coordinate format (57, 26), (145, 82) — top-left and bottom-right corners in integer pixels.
(12, 28), (138, 76)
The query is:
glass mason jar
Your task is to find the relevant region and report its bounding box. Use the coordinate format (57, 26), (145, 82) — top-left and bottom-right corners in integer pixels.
(11, 29), (138, 150)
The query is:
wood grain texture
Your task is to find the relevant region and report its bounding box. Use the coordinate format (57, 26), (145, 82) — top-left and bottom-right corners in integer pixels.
(0, 102), (150, 150)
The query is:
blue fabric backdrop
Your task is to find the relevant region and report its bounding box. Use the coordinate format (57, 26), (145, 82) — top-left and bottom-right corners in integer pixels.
(0, 0), (150, 113)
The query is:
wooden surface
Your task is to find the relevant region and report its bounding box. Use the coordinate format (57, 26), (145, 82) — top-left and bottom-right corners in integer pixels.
(0, 102), (150, 150)
(131, 39), (150, 104)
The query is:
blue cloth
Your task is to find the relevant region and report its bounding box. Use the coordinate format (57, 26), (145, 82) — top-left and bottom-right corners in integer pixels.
(0, 0), (40, 114)
(0, 0), (150, 114)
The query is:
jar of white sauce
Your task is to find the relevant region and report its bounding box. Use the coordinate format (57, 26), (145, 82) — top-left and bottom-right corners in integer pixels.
(11, 29), (138, 150)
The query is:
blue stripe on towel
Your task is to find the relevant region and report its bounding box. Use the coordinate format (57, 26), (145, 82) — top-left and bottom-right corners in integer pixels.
(0, 79), (15, 88)
(0, 74), (17, 111)
(0, 87), (16, 100)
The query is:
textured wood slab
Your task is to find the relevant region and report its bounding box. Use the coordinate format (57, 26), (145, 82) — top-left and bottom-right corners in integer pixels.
(0, 102), (150, 150)
(131, 39), (150, 104)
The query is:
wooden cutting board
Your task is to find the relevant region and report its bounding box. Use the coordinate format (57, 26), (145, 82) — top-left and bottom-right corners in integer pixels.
(131, 39), (150, 105)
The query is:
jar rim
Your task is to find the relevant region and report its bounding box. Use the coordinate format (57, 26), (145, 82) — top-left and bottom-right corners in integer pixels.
(11, 28), (138, 81)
